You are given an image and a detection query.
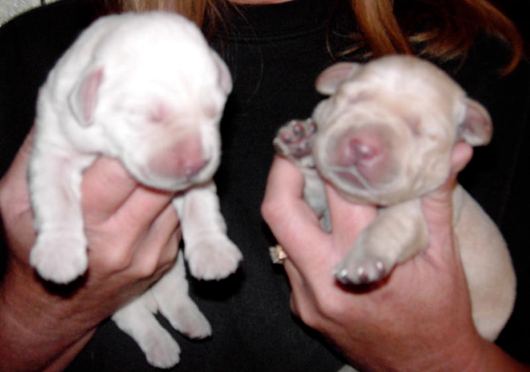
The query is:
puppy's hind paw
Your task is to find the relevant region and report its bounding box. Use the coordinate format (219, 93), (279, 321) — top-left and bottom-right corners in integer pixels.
(162, 299), (212, 339)
(30, 234), (88, 284)
(274, 119), (317, 167)
(142, 329), (181, 369)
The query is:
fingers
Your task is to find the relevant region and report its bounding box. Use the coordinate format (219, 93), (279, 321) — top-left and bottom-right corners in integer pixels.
(112, 185), (176, 232)
(325, 184), (376, 259)
(262, 157), (328, 269)
(422, 141), (473, 228)
(0, 129), (37, 255)
(451, 141), (473, 174)
(0, 128), (34, 204)
(131, 202), (180, 276)
(82, 156), (178, 241)
(263, 156), (378, 288)
(419, 142), (473, 264)
(284, 261), (312, 319)
(81, 157), (139, 223)
(81, 157), (181, 280)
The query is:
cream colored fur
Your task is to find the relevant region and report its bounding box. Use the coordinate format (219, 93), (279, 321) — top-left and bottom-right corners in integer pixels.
(275, 56), (515, 348)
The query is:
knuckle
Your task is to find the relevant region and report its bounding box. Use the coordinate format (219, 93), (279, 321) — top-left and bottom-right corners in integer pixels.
(133, 241), (179, 280)
(134, 259), (159, 279)
(261, 198), (284, 224)
(313, 292), (344, 321)
(290, 292), (334, 331)
(297, 307), (319, 329)
(162, 244), (179, 266)
(102, 246), (134, 273)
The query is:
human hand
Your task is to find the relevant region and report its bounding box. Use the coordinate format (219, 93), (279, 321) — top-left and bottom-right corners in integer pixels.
(262, 142), (492, 372)
(0, 129), (181, 371)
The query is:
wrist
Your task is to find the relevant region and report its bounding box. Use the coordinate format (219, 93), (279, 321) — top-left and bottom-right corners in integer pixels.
(0, 257), (97, 371)
(403, 333), (527, 372)
(420, 332), (485, 372)
(466, 338), (530, 372)
(378, 329), (486, 372)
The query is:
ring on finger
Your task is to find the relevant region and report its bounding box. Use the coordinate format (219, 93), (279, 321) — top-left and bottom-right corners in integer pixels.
(269, 244), (288, 265)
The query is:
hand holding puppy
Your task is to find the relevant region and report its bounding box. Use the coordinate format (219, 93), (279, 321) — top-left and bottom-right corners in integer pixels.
(0, 130), (180, 372)
(262, 146), (526, 371)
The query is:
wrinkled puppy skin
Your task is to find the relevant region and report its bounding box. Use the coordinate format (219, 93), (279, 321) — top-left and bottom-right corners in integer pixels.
(29, 12), (241, 368)
(275, 55), (515, 343)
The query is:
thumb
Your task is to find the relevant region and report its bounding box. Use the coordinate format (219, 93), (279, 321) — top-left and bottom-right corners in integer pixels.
(0, 128), (35, 214)
(1, 128), (34, 190)
(420, 142), (473, 258)
(0, 129), (36, 256)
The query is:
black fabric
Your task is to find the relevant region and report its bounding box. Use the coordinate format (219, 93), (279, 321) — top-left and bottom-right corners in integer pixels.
(0, 0), (529, 370)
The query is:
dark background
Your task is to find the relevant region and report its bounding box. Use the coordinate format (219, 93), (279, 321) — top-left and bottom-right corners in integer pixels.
(491, 0), (530, 56)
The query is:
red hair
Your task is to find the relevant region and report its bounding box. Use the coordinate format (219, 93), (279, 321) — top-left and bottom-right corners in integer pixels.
(351, 0), (523, 73)
(96, 0), (523, 74)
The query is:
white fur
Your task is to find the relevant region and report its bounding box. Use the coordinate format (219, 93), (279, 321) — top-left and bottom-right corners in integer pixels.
(29, 12), (242, 368)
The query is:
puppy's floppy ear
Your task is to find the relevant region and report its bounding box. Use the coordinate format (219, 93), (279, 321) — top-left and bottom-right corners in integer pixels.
(315, 62), (361, 95)
(211, 51), (232, 95)
(458, 98), (493, 146)
(69, 67), (104, 127)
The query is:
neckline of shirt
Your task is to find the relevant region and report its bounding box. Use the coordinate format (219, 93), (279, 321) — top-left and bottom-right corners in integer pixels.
(222, 0), (342, 41)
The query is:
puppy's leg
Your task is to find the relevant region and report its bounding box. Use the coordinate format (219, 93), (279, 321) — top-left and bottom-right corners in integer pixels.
(29, 142), (95, 284)
(274, 119), (317, 169)
(274, 119), (330, 231)
(335, 199), (429, 285)
(151, 252), (212, 339)
(174, 181), (242, 281)
(112, 293), (181, 368)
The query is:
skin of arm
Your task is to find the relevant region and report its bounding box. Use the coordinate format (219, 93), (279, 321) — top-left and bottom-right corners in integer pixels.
(0, 130), (182, 372)
(262, 143), (530, 372)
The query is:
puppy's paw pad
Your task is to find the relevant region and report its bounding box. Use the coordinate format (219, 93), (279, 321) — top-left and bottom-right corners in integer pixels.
(274, 119), (317, 162)
(186, 236), (242, 280)
(334, 257), (388, 286)
(30, 235), (87, 284)
(143, 330), (181, 368)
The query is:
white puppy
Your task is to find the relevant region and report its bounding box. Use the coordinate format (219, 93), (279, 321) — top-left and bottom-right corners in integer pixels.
(29, 12), (242, 368)
(274, 55), (515, 343)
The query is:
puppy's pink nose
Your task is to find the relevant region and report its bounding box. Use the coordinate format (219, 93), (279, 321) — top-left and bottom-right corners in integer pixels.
(150, 135), (209, 178)
(335, 130), (383, 167)
(349, 137), (379, 161)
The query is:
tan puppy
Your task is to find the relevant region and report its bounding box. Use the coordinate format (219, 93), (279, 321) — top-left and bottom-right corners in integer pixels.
(29, 12), (241, 368)
(275, 55), (515, 342)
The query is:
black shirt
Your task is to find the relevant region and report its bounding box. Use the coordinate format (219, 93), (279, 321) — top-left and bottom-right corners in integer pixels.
(1, 0), (529, 370)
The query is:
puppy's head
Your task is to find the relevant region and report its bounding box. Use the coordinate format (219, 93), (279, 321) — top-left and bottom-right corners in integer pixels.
(312, 55), (491, 206)
(68, 13), (232, 191)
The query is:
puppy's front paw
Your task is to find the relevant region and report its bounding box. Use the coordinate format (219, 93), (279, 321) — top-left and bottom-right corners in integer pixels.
(334, 232), (392, 286)
(185, 235), (242, 280)
(30, 234), (88, 284)
(334, 255), (388, 286)
(274, 119), (317, 167)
